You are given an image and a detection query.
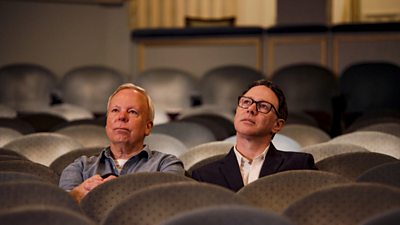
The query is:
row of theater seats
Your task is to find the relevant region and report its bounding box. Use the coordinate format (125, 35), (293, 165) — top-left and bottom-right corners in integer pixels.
(0, 164), (399, 225)
(0, 58), (399, 215)
(0, 113), (399, 184)
(1, 61), (399, 137)
(1, 130), (399, 177)
(0, 104), (399, 224)
(0, 107), (400, 169)
(1, 107), (399, 165)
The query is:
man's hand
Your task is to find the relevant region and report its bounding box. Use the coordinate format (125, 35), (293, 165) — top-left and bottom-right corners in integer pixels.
(69, 174), (117, 203)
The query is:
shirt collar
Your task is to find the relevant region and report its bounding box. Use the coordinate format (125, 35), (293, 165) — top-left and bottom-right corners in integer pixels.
(233, 144), (269, 165)
(102, 145), (151, 160)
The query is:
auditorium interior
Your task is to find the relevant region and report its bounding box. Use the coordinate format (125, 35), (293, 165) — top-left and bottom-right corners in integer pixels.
(0, 0), (400, 225)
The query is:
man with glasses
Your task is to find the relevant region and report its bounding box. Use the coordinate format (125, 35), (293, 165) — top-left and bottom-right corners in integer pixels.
(191, 79), (316, 191)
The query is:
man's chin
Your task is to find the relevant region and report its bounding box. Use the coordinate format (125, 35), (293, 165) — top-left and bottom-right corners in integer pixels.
(111, 137), (130, 144)
(236, 128), (268, 138)
(236, 126), (256, 134)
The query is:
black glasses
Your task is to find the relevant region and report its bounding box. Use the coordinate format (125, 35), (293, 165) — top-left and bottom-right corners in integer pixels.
(237, 96), (279, 115)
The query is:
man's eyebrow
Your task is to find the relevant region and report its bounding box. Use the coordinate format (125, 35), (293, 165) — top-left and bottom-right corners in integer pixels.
(109, 105), (121, 110)
(246, 96), (269, 102)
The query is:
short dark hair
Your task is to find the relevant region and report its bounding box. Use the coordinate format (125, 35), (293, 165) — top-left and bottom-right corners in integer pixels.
(241, 79), (288, 121)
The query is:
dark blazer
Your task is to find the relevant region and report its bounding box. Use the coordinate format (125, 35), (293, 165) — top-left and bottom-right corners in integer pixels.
(191, 143), (317, 192)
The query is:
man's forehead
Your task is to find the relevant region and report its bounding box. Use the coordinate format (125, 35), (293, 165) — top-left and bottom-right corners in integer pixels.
(112, 88), (144, 99)
(245, 86), (276, 98)
(110, 89), (145, 105)
(243, 86), (279, 108)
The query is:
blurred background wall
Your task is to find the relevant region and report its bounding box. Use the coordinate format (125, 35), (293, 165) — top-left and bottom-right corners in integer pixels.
(0, 0), (399, 79)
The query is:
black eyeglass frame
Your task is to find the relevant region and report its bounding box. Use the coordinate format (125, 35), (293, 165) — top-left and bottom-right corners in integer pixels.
(237, 96), (280, 116)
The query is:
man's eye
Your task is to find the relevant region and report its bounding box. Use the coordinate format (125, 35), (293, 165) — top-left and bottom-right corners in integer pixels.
(243, 99), (252, 105)
(128, 110), (138, 115)
(111, 108), (119, 113)
(260, 103), (270, 110)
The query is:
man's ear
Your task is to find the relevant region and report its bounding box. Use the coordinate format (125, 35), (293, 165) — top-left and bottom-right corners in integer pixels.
(145, 121), (153, 136)
(272, 118), (285, 134)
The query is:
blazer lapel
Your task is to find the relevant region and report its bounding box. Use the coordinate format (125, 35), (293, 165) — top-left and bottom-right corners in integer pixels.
(259, 143), (284, 177)
(220, 148), (244, 191)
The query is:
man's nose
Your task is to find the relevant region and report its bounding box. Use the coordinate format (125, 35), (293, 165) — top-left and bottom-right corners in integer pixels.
(118, 111), (128, 121)
(247, 102), (258, 114)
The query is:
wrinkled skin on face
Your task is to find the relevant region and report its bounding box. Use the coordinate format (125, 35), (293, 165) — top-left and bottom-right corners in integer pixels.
(106, 89), (153, 153)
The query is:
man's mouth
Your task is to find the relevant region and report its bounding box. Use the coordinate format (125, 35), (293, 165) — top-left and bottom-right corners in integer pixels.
(114, 128), (130, 132)
(241, 118), (255, 124)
